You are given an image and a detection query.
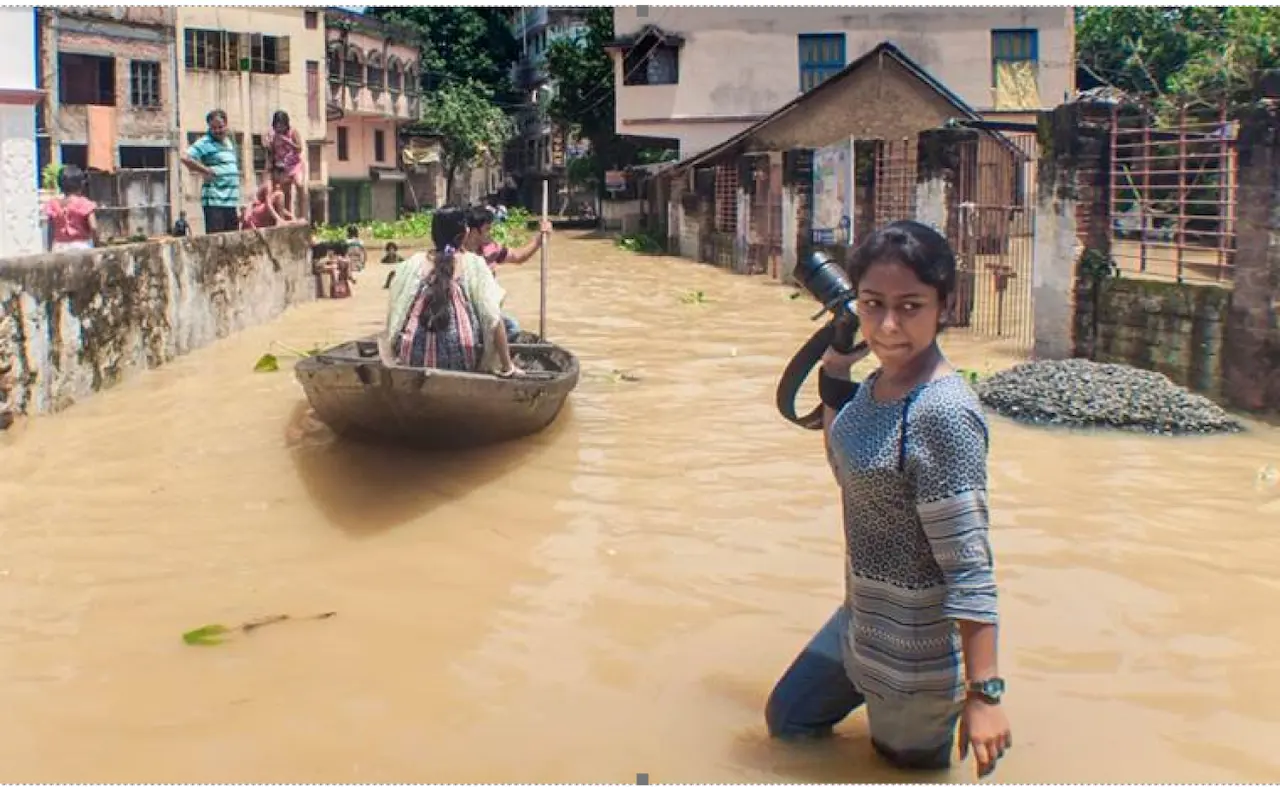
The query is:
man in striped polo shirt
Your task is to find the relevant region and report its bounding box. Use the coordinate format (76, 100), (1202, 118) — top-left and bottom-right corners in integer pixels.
(180, 109), (242, 234)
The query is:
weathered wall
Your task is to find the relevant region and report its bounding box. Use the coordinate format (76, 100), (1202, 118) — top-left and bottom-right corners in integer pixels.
(613, 6), (1075, 156)
(0, 225), (312, 420)
(1074, 278), (1228, 397)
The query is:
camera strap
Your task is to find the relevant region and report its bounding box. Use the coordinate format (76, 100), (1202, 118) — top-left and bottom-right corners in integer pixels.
(775, 322), (839, 431)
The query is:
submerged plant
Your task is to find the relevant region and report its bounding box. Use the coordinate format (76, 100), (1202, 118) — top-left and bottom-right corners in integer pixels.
(182, 612), (336, 646)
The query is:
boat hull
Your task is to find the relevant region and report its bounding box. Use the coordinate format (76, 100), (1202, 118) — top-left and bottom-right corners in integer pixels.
(294, 334), (580, 449)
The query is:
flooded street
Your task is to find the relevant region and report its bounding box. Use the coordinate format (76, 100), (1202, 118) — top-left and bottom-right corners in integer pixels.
(2, 233), (1279, 783)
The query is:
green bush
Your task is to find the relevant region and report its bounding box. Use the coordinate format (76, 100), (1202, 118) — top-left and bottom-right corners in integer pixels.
(312, 205), (535, 247)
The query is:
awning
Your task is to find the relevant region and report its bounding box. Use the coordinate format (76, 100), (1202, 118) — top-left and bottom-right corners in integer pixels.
(370, 167), (407, 182)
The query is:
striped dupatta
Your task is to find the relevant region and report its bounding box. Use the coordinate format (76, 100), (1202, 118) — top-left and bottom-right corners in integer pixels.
(383, 250), (506, 372)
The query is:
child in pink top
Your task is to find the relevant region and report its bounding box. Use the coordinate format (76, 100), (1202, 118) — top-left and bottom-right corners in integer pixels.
(265, 110), (304, 218)
(43, 165), (99, 253)
(240, 183), (295, 230)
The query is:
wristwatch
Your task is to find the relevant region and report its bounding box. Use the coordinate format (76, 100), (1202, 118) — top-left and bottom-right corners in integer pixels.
(966, 677), (1006, 705)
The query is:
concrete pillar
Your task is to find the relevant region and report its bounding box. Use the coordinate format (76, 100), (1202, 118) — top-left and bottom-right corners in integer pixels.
(1031, 102), (1112, 360)
(1222, 96), (1280, 411)
(780, 148), (814, 284)
(914, 127), (975, 236)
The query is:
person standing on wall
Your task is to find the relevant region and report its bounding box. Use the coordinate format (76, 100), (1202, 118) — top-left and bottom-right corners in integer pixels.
(180, 109), (242, 234)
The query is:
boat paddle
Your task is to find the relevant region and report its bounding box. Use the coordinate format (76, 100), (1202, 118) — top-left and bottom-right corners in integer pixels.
(539, 178), (549, 342)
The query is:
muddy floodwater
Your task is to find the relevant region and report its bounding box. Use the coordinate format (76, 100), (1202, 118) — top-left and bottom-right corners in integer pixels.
(2, 234), (1279, 783)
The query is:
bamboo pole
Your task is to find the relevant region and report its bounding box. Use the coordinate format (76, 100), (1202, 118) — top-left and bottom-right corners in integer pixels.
(539, 177), (549, 340)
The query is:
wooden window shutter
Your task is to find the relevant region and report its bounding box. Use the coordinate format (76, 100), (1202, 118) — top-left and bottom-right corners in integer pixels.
(277, 36), (291, 75)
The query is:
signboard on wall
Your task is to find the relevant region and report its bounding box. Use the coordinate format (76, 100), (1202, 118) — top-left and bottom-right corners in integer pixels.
(811, 139), (855, 246)
(605, 170), (627, 193)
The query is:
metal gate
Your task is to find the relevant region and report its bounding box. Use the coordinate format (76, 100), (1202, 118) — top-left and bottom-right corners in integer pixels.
(873, 138), (918, 227)
(949, 131), (1038, 351)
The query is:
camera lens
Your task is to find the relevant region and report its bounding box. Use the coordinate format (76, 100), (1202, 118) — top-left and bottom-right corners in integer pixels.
(797, 251), (854, 308)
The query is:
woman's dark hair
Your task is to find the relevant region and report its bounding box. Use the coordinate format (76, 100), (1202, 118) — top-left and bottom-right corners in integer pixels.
(272, 110), (290, 129)
(846, 220), (957, 303)
(311, 241), (333, 261)
(346, 224), (359, 238)
(58, 164), (86, 195)
(466, 205), (495, 230)
(423, 208), (469, 332)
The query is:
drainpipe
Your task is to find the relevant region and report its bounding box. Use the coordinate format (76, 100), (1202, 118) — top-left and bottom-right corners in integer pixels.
(168, 9), (184, 218)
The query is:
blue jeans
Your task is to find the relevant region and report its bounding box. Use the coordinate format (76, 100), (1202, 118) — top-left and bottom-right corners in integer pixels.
(502, 313), (521, 342)
(765, 606), (960, 770)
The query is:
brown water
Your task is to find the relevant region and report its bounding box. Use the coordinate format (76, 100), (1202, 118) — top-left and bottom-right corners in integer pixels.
(2, 234), (1279, 783)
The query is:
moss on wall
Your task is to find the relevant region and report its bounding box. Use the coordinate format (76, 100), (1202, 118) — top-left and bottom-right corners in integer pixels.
(1074, 275), (1229, 396)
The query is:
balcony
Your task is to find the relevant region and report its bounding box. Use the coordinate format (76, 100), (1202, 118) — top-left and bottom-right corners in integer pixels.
(327, 74), (419, 121)
(516, 60), (547, 88)
(512, 7), (548, 38)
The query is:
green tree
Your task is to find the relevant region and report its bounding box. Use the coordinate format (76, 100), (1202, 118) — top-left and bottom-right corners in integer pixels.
(1076, 7), (1280, 109)
(366, 6), (520, 100)
(418, 81), (515, 203)
(544, 7), (615, 151)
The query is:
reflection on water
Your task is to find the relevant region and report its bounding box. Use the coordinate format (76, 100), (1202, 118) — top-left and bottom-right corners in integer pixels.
(1, 234), (1278, 782)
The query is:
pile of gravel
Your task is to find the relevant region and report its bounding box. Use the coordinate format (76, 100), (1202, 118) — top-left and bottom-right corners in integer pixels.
(975, 359), (1244, 435)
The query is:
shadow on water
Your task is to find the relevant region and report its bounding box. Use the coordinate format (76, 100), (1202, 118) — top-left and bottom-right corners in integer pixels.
(284, 399), (574, 537)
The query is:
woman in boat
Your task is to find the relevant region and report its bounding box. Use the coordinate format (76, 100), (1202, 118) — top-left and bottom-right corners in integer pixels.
(384, 208), (523, 377)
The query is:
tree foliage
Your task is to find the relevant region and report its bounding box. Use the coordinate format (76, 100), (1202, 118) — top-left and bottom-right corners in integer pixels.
(1076, 7), (1280, 110)
(544, 7), (615, 145)
(366, 6), (520, 100)
(419, 82), (515, 203)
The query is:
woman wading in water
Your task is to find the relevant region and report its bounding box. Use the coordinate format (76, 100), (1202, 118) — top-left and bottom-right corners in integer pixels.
(765, 221), (1011, 777)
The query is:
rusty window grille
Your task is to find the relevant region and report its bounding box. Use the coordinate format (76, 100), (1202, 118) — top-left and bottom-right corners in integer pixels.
(873, 138), (918, 227)
(184, 29), (238, 72)
(714, 163), (738, 234)
(129, 61), (161, 108)
(1108, 104), (1237, 284)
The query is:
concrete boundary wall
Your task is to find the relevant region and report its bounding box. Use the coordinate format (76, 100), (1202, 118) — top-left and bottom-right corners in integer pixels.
(0, 226), (313, 423)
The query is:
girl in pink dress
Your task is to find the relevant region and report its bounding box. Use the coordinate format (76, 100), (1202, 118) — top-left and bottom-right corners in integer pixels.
(265, 110), (305, 219)
(240, 183), (295, 230)
(43, 165), (99, 253)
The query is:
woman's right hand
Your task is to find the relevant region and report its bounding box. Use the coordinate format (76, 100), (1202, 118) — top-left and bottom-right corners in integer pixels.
(821, 342), (871, 378)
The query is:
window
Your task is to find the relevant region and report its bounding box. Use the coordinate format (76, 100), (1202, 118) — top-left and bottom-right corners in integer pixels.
(991, 29), (1037, 87)
(248, 34), (291, 75)
(251, 134), (269, 172)
(184, 28), (290, 74)
(388, 62), (403, 93)
(118, 146), (166, 169)
(58, 53), (115, 106)
(128, 61), (161, 107)
(367, 58), (385, 92)
(307, 142), (323, 181)
(374, 129), (385, 163)
(185, 28), (237, 71)
(622, 34), (679, 86)
(336, 126), (349, 161)
(798, 33), (845, 93)
(306, 61), (320, 120)
(304, 10), (318, 30)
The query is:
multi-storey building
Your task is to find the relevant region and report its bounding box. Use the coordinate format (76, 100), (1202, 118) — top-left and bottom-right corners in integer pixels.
(36, 7), (179, 237)
(1, 7), (42, 257)
(323, 9), (421, 225)
(507, 6), (588, 210)
(608, 6), (1076, 157)
(174, 7), (328, 230)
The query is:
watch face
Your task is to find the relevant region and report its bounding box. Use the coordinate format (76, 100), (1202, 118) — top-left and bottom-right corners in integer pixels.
(982, 678), (1006, 697)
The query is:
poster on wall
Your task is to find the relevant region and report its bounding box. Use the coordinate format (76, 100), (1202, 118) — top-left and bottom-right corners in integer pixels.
(811, 139), (855, 246)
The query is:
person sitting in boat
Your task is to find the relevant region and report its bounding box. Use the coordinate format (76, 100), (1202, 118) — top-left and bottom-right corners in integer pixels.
(385, 207), (524, 378)
(464, 205), (551, 340)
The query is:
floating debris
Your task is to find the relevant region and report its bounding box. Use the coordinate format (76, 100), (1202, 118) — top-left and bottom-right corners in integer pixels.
(976, 359), (1244, 435)
(182, 611), (336, 646)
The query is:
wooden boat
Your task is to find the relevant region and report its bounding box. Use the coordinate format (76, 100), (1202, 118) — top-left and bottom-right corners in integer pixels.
(294, 331), (580, 449)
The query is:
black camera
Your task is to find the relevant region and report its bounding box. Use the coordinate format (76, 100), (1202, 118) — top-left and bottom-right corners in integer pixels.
(775, 251), (867, 430)
(793, 251), (860, 354)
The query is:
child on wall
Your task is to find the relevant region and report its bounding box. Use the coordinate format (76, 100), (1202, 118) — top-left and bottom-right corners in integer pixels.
(43, 165), (99, 253)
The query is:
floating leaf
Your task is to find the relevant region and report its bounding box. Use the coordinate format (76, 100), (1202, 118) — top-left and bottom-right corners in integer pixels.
(253, 353), (280, 373)
(182, 624), (230, 646)
(680, 290), (708, 305)
(608, 369), (641, 383)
